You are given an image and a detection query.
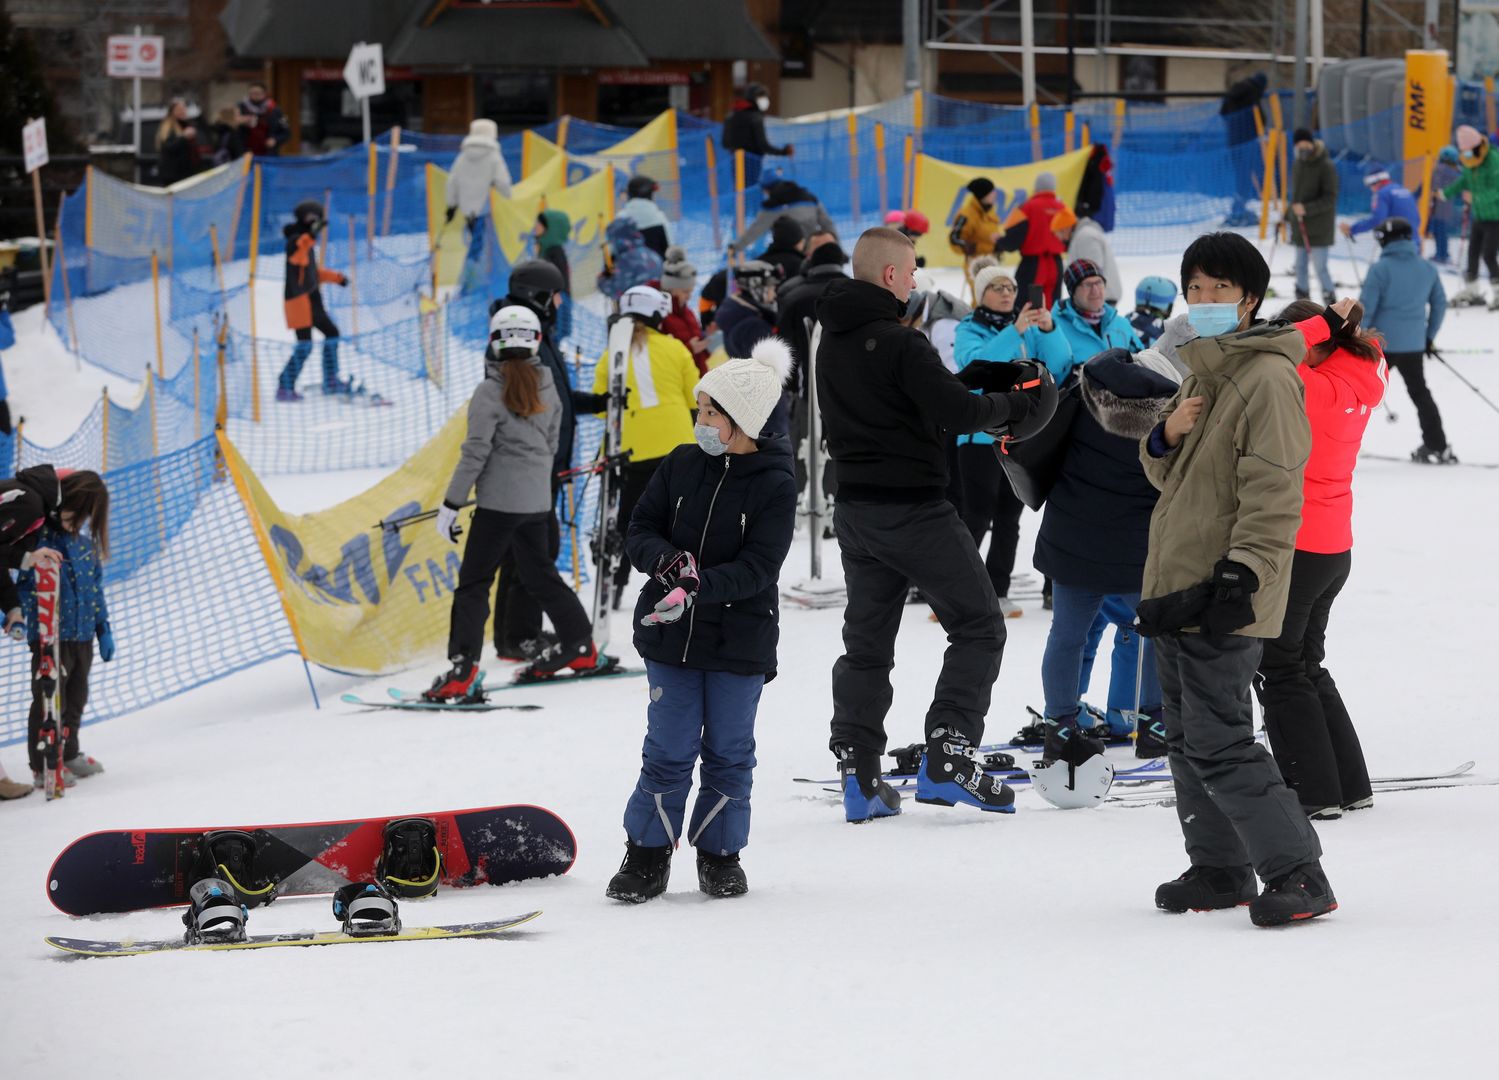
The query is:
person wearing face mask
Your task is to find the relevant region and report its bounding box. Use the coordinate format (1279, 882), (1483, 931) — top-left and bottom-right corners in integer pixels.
(951, 265), (1068, 616)
(816, 227), (1053, 821)
(1138, 231), (1334, 929)
(1051, 259), (1144, 380)
(607, 338), (797, 903)
(721, 82), (793, 186)
(948, 177), (1004, 268)
(592, 285), (702, 606)
(1439, 125), (1499, 308)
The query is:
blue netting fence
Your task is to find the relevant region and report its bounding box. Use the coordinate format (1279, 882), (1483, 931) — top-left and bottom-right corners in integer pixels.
(0, 435), (299, 748)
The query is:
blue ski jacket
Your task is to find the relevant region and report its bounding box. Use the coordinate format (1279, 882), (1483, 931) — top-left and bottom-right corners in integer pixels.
(1358, 238), (1446, 353)
(17, 526), (109, 643)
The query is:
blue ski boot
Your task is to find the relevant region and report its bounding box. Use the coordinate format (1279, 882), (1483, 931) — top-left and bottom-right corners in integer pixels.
(1134, 707), (1167, 759)
(915, 728), (1015, 813)
(837, 746), (901, 823)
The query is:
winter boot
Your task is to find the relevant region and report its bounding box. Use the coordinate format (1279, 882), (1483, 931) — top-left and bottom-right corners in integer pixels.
(423, 655), (481, 702)
(1155, 864), (1257, 913)
(506, 630), (558, 662)
(837, 745), (901, 823)
(1305, 804), (1343, 821)
(524, 637), (603, 677)
(1041, 713), (1106, 765)
(606, 840), (672, 903)
(1134, 708), (1168, 759)
(274, 387), (303, 402)
(0, 775), (32, 800)
(1342, 795), (1374, 812)
(916, 727), (1016, 813)
(63, 753), (104, 778)
(697, 851), (748, 898)
(181, 877), (248, 944)
(996, 596), (1023, 618)
(376, 818), (441, 898)
(1452, 281), (1487, 307)
(1248, 862), (1337, 927)
(1411, 444), (1459, 465)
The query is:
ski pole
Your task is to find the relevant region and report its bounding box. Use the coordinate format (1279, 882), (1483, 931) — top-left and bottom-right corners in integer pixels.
(372, 500), (473, 533)
(1342, 232), (1364, 290)
(1430, 348), (1499, 416)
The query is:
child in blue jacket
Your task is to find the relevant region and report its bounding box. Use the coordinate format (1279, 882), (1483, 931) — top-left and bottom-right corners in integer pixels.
(607, 338), (796, 904)
(14, 471), (113, 786)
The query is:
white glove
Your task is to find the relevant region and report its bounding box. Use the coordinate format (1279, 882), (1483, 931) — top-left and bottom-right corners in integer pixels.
(435, 503), (462, 544)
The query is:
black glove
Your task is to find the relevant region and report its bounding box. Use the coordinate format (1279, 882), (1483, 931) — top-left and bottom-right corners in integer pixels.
(573, 387), (629, 413)
(983, 389), (1039, 437)
(1199, 559), (1259, 639)
(651, 550), (700, 594)
(1425, 339), (1438, 359)
(444, 206), (457, 224)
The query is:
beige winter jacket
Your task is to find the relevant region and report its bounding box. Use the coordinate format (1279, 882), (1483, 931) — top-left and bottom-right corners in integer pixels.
(1138, 323), (1311, 637)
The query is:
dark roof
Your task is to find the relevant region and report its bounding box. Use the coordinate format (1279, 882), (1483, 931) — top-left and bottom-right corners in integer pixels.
(781, 0), (903, 44)
(604, 0), (779, 61)
(222, 0), (778, 68)
(219, 0), (410, 60)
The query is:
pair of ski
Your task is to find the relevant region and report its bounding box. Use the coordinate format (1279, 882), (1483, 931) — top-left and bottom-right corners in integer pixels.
(794, 754), (1169, 793)
(45, 803), (575, 956)
(1105, 761), (1485, 807)
(340, 663), (643, 713)
(1359, 453), (1499, 471)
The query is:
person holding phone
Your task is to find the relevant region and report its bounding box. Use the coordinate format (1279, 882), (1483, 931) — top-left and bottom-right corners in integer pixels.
(950, 266), (1070, 615)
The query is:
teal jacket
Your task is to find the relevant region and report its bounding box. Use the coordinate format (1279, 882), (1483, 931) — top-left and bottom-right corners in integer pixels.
(952, 311), (1072, 445)
(1051, 298), (1144, 378)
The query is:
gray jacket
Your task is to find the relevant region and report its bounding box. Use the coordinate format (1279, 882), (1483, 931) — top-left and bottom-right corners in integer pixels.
(736, 200), (837, 252)
(445, 356), (560, 514)
(447, 136), (513, 217)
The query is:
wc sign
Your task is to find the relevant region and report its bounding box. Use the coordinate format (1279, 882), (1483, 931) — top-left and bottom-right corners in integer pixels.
(343, 42), (386, 100)
(106, 34), (164, 78)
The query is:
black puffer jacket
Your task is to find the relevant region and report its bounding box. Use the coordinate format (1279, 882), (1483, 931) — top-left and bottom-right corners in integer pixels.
(626, 436), (797, 678)
(0, 464), (61, 612)
(1033, 350), (1179, 593)
(815, 278), (1009, 499)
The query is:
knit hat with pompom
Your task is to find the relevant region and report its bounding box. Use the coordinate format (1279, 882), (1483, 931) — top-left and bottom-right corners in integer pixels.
(694, 337), (794, 438)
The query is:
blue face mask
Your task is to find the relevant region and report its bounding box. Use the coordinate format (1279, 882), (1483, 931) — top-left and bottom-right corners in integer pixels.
(1186, 301), (1244, 339)
(694, 423), (728, 456)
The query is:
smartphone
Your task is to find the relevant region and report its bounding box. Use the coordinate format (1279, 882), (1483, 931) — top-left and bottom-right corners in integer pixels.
(1027, 284), (1046, 310)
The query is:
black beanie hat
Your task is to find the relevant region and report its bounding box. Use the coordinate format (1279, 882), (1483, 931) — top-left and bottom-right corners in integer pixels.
(770, 215), (804, 251)
(967, 177), (996, 201)
(1292, 127), (1315, 145)
(1064, 258), (1104, 295)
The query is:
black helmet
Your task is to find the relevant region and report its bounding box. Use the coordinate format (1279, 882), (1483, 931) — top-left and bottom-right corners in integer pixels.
(625, 174), (658, 200)
(956, 358), (1058, 442)
(1373, 215), (1414, 247)
(502, 259), (567, 321)
(293, 199), (325, 229)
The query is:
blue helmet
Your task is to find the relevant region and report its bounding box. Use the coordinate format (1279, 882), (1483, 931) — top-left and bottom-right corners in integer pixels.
(1439, 145), (1459, 165)
(1135, 275), (1177, 313)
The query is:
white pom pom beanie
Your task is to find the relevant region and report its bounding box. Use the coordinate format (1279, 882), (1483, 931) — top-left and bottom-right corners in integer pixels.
(694, 336), (793, 438)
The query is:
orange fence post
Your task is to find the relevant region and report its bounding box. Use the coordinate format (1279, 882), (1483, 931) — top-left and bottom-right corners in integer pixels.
(733, 150), (746, 240)
(1064, 110), (1076, 153)
(382, 126), (401, 237)
(367, 140), (377, 257)
(705, 138), (722, 251)
(902, 135), (914, 207)
(1112, 98), (1125, 152)
(151, 249), (164, 378)
(875, 122), (889, 221)
(847, 112), (860, 227)
(1029, 102), (1042, 162)
(1419, 153), (1434, 237)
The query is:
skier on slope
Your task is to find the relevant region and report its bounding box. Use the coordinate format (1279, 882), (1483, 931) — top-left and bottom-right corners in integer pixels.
(817, 226), (1052, 821)
(1441, 125), (1499, 307)
(425, 306), (605, 700)
(606, 338), (796, 904)
(1138, 231), (1335, 927)
(590, 286), (700, 608)
(276, 200), (350, 401)
(15, 471), (114, 788)
(734, 170), (837, 255)
(720, 82), (793, 186)
(491, 261), (620, 662)
(445, 119), (514, 277)
(617, 174), (673, 259)
(1258, 296), (1380, 820)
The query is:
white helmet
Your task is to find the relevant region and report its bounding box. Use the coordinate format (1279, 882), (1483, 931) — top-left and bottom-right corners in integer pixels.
(620, 284), (671, 326)
(1030, 753), (1115, 810)
(488, 305), (542, 358)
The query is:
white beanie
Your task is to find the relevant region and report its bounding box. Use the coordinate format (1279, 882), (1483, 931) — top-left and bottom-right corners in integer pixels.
(694, 336), (793, 438)
(465, 119), (499, 147)
(973, 265), (1014, 300)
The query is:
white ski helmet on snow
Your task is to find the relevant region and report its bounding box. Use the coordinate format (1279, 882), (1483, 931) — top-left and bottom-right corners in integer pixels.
(488, 305), (542, 358)
(619, 284), (671, 327)
(1030, 752), (1116, 809)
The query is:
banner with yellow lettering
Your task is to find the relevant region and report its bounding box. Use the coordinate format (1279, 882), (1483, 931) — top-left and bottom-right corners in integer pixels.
(218, 416), (484, 673)
(911, 146), (1093, 269)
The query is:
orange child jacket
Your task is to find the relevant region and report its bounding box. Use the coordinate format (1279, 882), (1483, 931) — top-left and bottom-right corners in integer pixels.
(283, 231), (345, 330)
(999, 192), (1078, 257)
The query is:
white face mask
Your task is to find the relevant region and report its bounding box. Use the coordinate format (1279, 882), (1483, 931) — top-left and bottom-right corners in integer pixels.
(755, 95), (771, 112)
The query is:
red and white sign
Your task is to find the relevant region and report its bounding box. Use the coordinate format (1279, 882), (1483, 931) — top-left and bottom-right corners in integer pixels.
(107, 34), (165, 79)
(22, 117), (48, 173)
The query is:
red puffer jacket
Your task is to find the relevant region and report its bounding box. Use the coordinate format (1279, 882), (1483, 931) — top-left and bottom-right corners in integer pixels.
(1294, 316), (1388, 554)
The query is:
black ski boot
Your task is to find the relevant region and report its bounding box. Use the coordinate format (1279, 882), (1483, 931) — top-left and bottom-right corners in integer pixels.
(1411, 444), (1459, 465)
(697, 851), (748, 898)
(332, 882), (401, 936)
(1249, 862), (1337, 927)
(1041, 715), (1106, 765)
(520, 637), (607, 680)
(376, 818), (441, 898)
(1155, 865), (1257, 913)
(606, 840), (672, 903)
(1134, 707), (1168, 759)
(193, 830), (278, 907)
(837, 745), (901, 823)
(181, 877), (249, 944)
(916, 727), (1016, 812)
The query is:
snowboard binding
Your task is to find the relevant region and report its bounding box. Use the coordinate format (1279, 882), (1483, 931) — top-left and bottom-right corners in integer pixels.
(376, 818), (441, 899)
(332, 882), (401, 937)
(192, 829), (279, 908)
(181, 877), (249, 945)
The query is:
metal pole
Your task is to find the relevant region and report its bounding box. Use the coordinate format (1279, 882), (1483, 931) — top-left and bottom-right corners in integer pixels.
(1020, 0), (1037, 107)
(1293, 0), (1309, 131)
(133, 25), (142, 184)
(1425, 0), (1440, 49)
(361, 97), (371, 146)
(1311, 0), (1325, 87)
(1360, 0), (1369, 57)
(903, 0), (921, 92)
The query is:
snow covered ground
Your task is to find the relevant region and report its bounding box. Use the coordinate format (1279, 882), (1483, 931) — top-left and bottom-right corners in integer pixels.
(3, 246), (1498, 1079)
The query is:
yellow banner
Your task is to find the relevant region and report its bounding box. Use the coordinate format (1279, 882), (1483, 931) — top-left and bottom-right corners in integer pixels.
(569, 110), (681, 214)
(911, 146), (1093, 269)
(218, 416), (484, 673)
(1404, 50), (1452, 191)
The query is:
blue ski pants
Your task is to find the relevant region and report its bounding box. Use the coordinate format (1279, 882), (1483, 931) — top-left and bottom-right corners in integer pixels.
(1043, 584), (1160, 727)
(623, 660), (764, 856)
